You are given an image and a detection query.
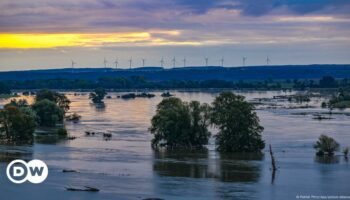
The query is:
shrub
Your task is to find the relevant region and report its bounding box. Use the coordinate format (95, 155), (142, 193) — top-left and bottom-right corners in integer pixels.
(314, 135), (340, 156)
(89, 88), (107, 103)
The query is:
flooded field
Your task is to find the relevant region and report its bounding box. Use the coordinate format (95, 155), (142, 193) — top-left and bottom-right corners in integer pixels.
(1, 90), (350, 200)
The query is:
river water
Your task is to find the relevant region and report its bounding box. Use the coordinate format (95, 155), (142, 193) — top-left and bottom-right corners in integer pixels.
(0, 90), (349, 200)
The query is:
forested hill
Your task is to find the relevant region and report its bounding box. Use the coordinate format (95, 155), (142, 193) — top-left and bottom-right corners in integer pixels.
(1, 64), (350, 81)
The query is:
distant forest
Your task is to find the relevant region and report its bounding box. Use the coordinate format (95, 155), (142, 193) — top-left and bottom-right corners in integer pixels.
(1, 76), (349, 92)
(1, 65), (350, 92)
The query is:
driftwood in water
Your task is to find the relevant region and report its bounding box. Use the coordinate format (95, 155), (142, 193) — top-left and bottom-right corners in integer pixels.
(66, 186), (99, 192)
(62, 169), (78, 173)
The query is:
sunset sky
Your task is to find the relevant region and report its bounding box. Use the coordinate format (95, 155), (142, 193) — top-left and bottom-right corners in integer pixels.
(0, 0), (350, 71)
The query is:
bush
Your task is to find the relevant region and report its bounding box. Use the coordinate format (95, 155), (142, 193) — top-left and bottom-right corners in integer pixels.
(32, 99), (64, 127)
(150, 97), (211, 149)
(89, 88), (107, 103)
(211, 92), (265, 153)
(314, 135), (340, 156)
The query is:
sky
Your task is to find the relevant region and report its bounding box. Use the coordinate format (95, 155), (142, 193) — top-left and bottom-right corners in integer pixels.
(0, 0), (350, 71)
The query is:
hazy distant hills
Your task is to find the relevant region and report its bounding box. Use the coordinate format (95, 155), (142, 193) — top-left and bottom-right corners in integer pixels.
(1, 64), (350, 81)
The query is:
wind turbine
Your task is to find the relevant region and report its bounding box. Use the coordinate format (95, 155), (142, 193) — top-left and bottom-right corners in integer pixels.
(142, 58), (146, 67)
(266, 56), (271, 65)
(183, 57), (187, 67)
(205, 57), (209, 67)
(160, 57), (164, 68)
(129, 57), (133, 69)
(71, 59), (76, 73)
(172, 57), (176, 68)
(242, 57), (247, 67)
(220, 57), (224, 67)
(103, 58), (108, 72)
(114, 58), (118, 69)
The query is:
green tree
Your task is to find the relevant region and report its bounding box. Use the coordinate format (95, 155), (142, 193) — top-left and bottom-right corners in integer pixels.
(211, 92), (265, 153)
(0, 82), (11, 94)
(314, 135), (340, 156)
(36, 89), (71, 112)
(150, 97), (211, 149)
(0, 105), (36, 141)
(32, 99), (64, 127)
(89, 88), (107, 103)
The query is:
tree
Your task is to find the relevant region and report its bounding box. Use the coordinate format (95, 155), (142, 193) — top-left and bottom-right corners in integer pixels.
(0, 82), (11, 94)
(314, 135), (340, 156)
(32, 99), (64, 127)
(150, 97), (211, 149)
(319, 76), (337, 88)
(35, 89), (71, 112)
(0, 105), (36, 141)
(89, 88), (107, 103)
(211, 92), (265, 153)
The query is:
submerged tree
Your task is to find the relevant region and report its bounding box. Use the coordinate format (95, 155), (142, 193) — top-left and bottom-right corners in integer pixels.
(32, 99), (64, 127)
(35, 89), (71, 112)
(89, 88), (107, 104)
(150, 97), (211, 149)
(211, 92), (265, 153)
(0, 105), (36, 142)
(314, 135), (340, 156)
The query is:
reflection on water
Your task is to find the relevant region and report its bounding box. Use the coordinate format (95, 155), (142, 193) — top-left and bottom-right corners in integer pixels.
(153, 150), (263, 183)
(314, 155), (340, 164)
(0, 145), (33, 162)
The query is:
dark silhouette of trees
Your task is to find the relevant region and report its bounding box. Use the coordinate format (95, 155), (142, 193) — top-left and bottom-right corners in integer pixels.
(211, 92), (265, 153)
(150, 97), (211, 149)
(89, 88), (107, 103)
(36, 89), (71, 112)
(32, 99), (64, 127)
(0, 105), (36, 142)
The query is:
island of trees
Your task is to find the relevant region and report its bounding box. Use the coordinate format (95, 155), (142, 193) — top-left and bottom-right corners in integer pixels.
(150, 92), (265, 152)
(0, 89), (72, 143)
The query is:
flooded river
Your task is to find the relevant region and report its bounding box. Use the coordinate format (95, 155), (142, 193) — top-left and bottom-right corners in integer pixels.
(1, 91), (350, 200)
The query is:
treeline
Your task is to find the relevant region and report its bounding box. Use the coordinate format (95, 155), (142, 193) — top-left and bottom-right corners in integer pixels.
(1, 76), (350, 91)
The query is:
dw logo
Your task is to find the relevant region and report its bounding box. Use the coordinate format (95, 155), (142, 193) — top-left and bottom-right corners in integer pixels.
(6, 159), (48, 184)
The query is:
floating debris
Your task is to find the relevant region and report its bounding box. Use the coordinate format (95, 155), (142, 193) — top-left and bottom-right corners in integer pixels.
(65, 186), (99, 192)
(62, 169), (78, 173)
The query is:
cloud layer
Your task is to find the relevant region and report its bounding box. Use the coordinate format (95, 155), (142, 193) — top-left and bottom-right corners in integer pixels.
(0, 0), (349, 69)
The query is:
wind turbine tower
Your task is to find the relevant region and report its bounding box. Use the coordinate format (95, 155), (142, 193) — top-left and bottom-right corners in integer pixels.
(242, 57), (247, 67)
(129, 57), (133, 69)
(205, 57), (209, 67)
(103, 58), (108, 72)
(172, 57), (176, 68)
(220, 57), (224, 67)
(71, 59), (76, 73)
(183, 57), (186, 67)
(266, 56), (271, 65)
(142, 58), (146, 67)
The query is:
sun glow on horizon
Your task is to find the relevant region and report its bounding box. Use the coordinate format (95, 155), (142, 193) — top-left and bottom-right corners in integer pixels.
(0, 31), (191, 49)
